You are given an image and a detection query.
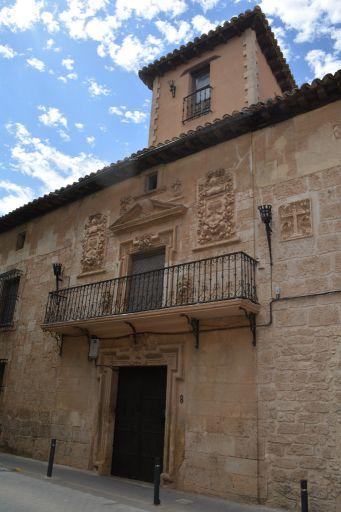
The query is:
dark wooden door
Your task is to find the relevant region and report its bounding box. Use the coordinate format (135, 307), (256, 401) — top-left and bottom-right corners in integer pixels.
(111, 366), (167, 482)
(126, 249), (165, 312)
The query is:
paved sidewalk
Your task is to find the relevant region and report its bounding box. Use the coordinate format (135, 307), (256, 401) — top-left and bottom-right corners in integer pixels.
(0, 452), (282, 512)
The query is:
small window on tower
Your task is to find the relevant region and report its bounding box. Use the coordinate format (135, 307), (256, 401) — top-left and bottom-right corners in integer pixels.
(16, 232), (26, 251)
(145, 172), (158, 192)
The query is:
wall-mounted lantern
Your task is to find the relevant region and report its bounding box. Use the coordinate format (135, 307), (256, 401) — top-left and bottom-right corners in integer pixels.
(52, 263), (63, 291)
(258, 204), (273, 266)
(168, 80), (176, 98)
(88, 335), (100, 360)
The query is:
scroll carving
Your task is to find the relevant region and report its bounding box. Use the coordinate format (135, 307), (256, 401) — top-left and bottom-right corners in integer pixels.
(197, 169), (235, 245)
(279, 199), (312, 241)
(81, 213), (107, 273)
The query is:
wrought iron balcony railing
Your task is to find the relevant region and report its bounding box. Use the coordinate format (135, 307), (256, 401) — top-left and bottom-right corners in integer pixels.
(182, 85), (212, 122)
(43, 252), (257, 325)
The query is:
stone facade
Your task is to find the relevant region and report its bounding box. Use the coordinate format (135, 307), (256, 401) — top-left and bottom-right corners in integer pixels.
(0, 18), (340, 512)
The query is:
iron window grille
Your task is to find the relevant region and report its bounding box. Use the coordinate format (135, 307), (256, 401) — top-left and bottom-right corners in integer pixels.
(183, 85), (212, 123)
(0, 269), (21, 328)
(0, 359), (7, 393)
(44, 251), (257, 325)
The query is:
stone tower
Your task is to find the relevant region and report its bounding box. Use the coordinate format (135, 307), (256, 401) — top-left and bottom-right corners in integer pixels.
(139, 7), (295, 146)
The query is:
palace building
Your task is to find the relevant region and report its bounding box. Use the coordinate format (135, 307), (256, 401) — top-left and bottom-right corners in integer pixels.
(0, 7), (340, 511)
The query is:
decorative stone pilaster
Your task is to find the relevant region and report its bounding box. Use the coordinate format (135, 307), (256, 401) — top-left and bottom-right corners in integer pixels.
(242, 28), (260, 106)
(149, 77), (161, 146)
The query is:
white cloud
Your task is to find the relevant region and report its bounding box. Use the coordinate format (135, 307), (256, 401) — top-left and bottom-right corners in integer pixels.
(38, 106), (68, 128)
(260, 1), (341, 44)
(67, 72), (77, 80)
(305, 49), (341, 78)
(58, 72), (78, 83)
(86, 135), (95, 145)
(0, 44), (17, 59)
(59, 0), (114, 40)
(59, 129), (71, 141)
(27, 57), (45, 71)
(0, 0), (43, 31)
(84, 15), (120, 41)
(41, 11), (59, 32)
(124, 111), (148, 123)
(192, 0), (219, 12)
(44, 38), (61, 52)
(272, 25), (292, 60)
(109, 106), (147, 124)
(6, 122), (107, 193)
(107, 34), (163, 72)
(331, 28), (341, 52)
(155, 20), (192, 44)
(191, 14), (216, 34)
(75, 122), (84, 130)
(115, 0), (187, 21)
(62, 58), (74, 70)
(0, 180), (34, 215)
(87, 78), (110, 96)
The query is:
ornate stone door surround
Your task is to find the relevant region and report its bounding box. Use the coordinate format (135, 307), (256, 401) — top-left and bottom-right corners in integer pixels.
(92, 337), (184, 483)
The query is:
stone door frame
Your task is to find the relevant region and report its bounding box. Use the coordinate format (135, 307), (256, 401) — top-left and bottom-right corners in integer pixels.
(92, 337), (184, 483)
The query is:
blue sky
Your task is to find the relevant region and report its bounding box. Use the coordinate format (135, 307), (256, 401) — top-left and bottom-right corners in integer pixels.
(0, 0), (340, 215)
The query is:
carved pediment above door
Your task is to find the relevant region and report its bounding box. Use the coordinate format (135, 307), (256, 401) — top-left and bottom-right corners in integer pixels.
(110, 198), (187, 234)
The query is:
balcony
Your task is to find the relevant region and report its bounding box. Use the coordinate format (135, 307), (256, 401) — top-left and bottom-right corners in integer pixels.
(182, 85), (212, 123)
(43, 252), (259, 337)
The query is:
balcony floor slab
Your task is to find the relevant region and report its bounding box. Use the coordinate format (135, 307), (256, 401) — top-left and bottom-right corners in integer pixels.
(42, 298), (260, 338)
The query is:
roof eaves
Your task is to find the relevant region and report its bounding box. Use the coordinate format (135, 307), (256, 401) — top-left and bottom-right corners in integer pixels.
(138, 6), (296, 93)
(0, 70), (340, 234)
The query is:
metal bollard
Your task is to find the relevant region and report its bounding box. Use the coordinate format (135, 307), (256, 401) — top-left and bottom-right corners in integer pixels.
(300, 479), (308, 512)
(153, 457), (161, 506)
(47, 439), (56, 478)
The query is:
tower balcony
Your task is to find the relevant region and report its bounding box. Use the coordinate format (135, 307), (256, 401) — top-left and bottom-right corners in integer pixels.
(42, 251), (259, 338)
(182, 85), (212, 123)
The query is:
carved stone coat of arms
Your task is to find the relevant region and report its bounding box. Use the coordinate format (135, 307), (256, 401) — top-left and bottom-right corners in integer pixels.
(197, 169), (235, 245)
(81, 213), (107, 273)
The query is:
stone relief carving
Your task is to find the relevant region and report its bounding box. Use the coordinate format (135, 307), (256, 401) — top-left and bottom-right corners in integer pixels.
(171, 179), (183, 197)
(132, 234), (157, 251)
(279, 199), (312, 241)
(333, 125), (341, 139)
(81, 213), (107, 273)
(129, 232), (172, 254)
(120, 196), (133, 214)
(197, 169), (235, 245)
